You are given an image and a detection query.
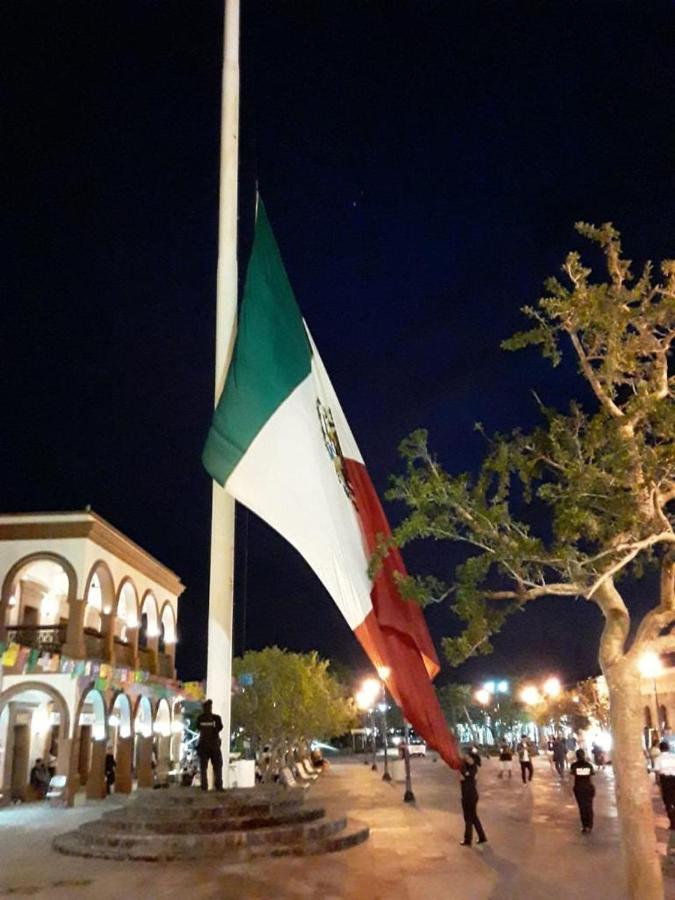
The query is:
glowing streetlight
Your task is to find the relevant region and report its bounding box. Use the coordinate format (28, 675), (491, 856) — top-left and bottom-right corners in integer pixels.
(475, 688), (492, 706)
(520, 685), (541, 706)
(639, 652), (664, 735)
(543, 677), (561, 698)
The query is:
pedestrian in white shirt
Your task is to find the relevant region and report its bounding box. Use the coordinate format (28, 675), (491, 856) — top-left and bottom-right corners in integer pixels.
(654, 741), (675, 829)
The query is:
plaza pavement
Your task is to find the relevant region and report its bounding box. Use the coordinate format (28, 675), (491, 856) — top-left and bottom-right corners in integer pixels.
(1, 755), (674, 900)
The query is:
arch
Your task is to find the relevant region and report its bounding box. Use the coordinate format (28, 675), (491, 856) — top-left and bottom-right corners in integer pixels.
(154, 698), (171, 737)
(109, 691), (133, 739)
(1, 552), (77, 630)
(134, 695), (153, 738)
(114, 578), (139, 639)
(139, 591), (160, 648)
(83, 560), (115, 617)
(0, 680), (71, 739)
(159, 601), (176, 650)
(74, 684), (107, 742)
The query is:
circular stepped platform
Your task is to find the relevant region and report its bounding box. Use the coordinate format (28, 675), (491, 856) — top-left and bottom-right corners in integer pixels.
(53, 786), (369, 861)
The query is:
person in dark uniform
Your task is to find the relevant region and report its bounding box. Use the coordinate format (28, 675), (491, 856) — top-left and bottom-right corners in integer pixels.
(196, 699), (224, 791)
(458, 752), (487, 847)
(570, 748), (595, 833)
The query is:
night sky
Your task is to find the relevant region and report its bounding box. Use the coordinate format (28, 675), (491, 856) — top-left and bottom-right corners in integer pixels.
(4, 1), (675, 686)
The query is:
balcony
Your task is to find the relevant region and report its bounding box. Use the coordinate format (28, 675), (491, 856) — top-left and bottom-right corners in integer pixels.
(83, 627), (104, 660)
(113, 637), (134, 666)
(138, 647), (155, 672)
(6, 624), (66, 653)
(158, 652), (174, 678)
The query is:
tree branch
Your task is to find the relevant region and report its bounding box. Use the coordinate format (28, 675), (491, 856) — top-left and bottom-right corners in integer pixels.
(569, 331), (624, 418)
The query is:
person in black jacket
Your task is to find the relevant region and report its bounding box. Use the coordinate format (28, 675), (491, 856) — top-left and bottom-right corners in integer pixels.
(196, 699), (224, 791)
(458, 753), (488, 847)
(570, 748), (595, 833)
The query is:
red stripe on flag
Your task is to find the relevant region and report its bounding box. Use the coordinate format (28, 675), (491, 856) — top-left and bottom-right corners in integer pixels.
(346, 459), (462, 769)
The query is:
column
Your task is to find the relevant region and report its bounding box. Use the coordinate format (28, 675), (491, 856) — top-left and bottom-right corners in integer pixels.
(86, 739), (107, 800)
(137, 736), (154, 788)
(62, 598), (86, 659)
(115, 736), (133, 794)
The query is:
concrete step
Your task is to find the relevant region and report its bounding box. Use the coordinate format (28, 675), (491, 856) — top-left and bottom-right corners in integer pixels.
(132, 785), (305, 810)
(53, 814), (352, 861)
(92, 805), (325, 834)
(266, 818), (370, 858)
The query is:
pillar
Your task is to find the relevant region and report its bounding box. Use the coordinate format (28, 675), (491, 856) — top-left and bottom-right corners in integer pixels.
(100, 612), (114, 664)
(62, 598), (86, 659)
(137, 736), (154, 788)
(86, 739), (107, 800)
(115, 736), (133, 794)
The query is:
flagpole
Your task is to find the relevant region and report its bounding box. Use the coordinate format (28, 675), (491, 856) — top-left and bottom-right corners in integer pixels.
(206, 0), (239, 788)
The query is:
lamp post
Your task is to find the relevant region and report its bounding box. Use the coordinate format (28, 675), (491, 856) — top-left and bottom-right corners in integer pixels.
(402, 720), (415, 804)
(640, 651), (664, 736)
(378, 665), (392, 783)
(357, 677), (382, 771)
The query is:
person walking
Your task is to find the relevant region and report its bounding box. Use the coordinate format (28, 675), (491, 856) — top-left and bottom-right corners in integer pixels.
(29, 758), (50, 799)
(104, 749), (116, 795)
(458, 752), (487, 847)
(498, 742), (513, 778)
(654, 740), (675, 829)
(552, 738), (567, 778)
(196, 698), (224, 791)
(517, 735), (534, 783)
(570, 748), (595, 833)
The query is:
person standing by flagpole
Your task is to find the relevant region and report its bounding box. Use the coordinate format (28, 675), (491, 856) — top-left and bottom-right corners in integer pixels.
(205, 0), (240, 789)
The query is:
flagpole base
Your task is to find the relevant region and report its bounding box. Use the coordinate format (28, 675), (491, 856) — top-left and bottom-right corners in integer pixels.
(403, 789), (416, 804)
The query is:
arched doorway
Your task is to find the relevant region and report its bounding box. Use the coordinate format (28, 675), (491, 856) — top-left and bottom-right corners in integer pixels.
(171, 698), (184, 771)
(158, 602), (176, 676)
(0, 681), (70, 802)
(74, 686), (107, 800)
(0, 554), (76, 653)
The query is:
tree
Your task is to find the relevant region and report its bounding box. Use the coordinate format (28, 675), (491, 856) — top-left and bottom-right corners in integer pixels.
(529, 690), (589, 736)
(379, 224), (675, 898)
(232, 647), (357, 781)
(576, 676), (611, 732)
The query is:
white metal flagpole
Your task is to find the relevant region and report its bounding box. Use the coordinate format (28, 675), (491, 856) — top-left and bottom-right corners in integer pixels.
(206, 0), (239, 788)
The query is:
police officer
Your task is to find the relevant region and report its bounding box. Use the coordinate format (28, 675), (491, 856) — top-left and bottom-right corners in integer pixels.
(570, 748), (595, 833)
(196, 699), (224, 791)
(458, 752), (488, 847)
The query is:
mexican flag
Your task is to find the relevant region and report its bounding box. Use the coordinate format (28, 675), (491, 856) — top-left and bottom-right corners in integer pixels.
(203, 201), (461, 769)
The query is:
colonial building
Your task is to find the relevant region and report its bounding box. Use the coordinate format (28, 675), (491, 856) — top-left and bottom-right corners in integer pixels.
(0, 510), (185, 805)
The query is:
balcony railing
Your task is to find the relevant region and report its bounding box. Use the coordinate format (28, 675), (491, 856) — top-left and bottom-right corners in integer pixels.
(6, 624), (66, 653)
(83, 628), (104, 660)
(114, 637), (134, 667)
(138, 647), (154, 671)
(158, 652), (174, 678)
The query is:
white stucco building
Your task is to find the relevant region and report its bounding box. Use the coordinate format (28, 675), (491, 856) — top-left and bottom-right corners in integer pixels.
(0, 510), (185, 804)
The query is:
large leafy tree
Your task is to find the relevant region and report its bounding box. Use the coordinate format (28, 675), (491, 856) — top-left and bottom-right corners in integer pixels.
(232, 647), (356, 781)
(381, 224), (675, 899)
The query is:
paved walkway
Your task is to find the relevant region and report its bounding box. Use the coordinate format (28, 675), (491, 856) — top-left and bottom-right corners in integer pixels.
(0, 756), (674, 899)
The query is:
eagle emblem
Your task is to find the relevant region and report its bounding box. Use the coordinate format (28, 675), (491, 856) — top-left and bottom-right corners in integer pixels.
(316, 398), (356, 505)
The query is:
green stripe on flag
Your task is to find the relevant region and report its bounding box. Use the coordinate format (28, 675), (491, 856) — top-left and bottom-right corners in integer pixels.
(203, 200), (312, 485)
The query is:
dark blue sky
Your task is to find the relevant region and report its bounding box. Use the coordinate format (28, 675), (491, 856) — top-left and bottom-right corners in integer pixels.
(4, 1), (675, 684)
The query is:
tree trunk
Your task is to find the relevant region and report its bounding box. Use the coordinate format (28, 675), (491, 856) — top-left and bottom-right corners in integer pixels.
(605, 658), (663, 899)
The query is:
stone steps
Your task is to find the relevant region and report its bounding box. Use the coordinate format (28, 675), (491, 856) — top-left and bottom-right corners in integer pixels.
(53, 815), (369, 861)
(92, 805), (325, 834)
(53, 785), (369, 862)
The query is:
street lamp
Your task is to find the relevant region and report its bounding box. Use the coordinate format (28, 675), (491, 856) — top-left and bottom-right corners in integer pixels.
(358, 677), (381, 771)
(543, 677), (562, 698)
(639, 651), (664, 735)
(520, 685), (541, 706)
(377, 666), (392, 783)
